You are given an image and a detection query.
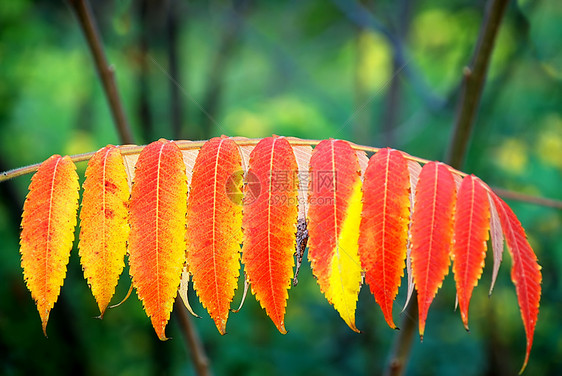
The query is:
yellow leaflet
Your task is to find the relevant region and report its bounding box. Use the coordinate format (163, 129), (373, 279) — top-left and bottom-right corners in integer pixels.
(79, 146), (130, 317)
(327, 179), (363, 332)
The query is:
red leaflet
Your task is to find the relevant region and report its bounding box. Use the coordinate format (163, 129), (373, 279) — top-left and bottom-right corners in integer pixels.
(129, 139), (188, 340)
(241, 136), (298, 333)
(490, 192), (541, 373)
(410, 161), (457, 338)
(358, 148), (410, 329)
(451, 175), (490, 330)
(20, 155), (80, 334)
(307, 139), (363, 332)
(186, 136), (243, 334)
(79, 145), (130, 317)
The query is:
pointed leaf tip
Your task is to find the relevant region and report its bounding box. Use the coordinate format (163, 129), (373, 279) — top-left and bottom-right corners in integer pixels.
(79, 145), (130, 317)
(241, 136), (298, 333)
(186, 137), (242, 335)
(20, 155), (80, 335)
(129, 139), (187, 340)
(490, 193), (541, 373)
(410, 162), (457, 336)
(308, 139), (362, 332)
(452, 175), (490, 330)
(359, 148), (410, 329)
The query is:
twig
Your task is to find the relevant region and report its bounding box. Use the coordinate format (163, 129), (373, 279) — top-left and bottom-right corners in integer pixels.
(383, 294), (418, 376)
(384, 0), (511, 374)
(68, 1), (212, 374)
(68, 0), (135, 144)
(164, 2), (214, 373)
(0, 138), (420, 182)
(2, 139), (561, 211)
(491, 188), (562, 210)
(445, 0), (511, 168)
(174, 299), (212, 376)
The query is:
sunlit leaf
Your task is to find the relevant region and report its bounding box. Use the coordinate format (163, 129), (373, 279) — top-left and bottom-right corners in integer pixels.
(186, 136), (243, 334)
(128, 139), (187, 340)
(359, 148), (410, 329)
(79, 145), (130, 317)
(20, 155), (80, 335)
(241, 136), (298, 333)
(308, 139), (363, 332)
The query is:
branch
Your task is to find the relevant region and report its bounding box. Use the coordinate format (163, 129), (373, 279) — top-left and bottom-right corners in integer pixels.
(0, 138), (421, 182)
(68, 2), (211, 373)
(68, 0), (135, 144)
(385, 0), (511, 374)
(2, 140), (561, 210)
(446, 0), (511, 168)
(491, 188), (562, 210)
(174, 299), (212, 376)
(383, 294), (418, 376)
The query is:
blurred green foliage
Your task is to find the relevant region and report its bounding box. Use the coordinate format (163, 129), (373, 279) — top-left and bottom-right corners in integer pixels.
(1, 0), (561, 375)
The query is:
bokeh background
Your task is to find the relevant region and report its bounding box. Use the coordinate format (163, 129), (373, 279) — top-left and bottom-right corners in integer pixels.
(1, 0), (561, 375)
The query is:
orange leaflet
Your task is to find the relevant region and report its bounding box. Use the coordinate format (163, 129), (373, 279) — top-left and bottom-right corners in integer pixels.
(358, 148), (410, 329)
(307, 139), (363, 332)
(186, 136), (243, 335)
(410, 161), (457, 339)
(79, 145), (130, 317)
(128, 139), (187, 340)
(490, 192), (541, 373)
(20, 155), (80, 335)
(451, 175), (490, 330)
(241, 136), (298, 333)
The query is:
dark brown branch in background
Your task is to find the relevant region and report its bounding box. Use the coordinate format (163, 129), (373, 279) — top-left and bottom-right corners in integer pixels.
(383, 295), (418, 376)
(446, 0), (511, 169)
(492, 188), (562, 210)
(174, 299), (212, 376)
(68, 1), (212, 374)
(68, 0), (135, 144)
(384, 0), (510, 375)
(164, 2), (213, 374)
